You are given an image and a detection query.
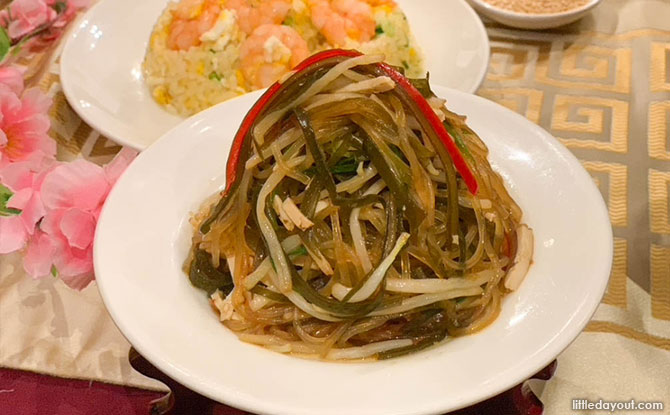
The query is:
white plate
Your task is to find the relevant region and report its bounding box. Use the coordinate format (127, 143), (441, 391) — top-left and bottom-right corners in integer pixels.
(60, 0), (489, 151)
(95, 86), (612, 415)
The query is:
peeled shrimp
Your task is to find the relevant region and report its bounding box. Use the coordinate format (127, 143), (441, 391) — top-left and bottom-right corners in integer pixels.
(226, 0), (292, 35)
(365, 0), (395, 5)
(239, 24), (309, 89)
(167, 0), (222, 50)
(307, 0), (375, 46)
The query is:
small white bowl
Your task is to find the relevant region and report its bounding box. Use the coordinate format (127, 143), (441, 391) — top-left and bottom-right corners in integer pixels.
(466, 0), (602, 30)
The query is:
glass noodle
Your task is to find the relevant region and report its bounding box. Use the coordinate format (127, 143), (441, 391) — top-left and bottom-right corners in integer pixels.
(186, 53), (533, 361)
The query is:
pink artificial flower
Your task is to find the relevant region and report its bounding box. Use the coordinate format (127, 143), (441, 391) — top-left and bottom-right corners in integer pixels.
(14, 0), (90, 53)
(47, 0), (89, 29)
(0, 66), (25, 96)
(0, 82), (56, 170)
(0, 161), (49, 253)
(0, 76), (54, 254)
(2, 0), (56, 40)
(23, 148), (137, 289)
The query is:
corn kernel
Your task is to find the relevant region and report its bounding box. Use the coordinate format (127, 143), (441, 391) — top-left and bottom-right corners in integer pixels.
(236, 70), (246, 90)
(152, 86), (171, 105)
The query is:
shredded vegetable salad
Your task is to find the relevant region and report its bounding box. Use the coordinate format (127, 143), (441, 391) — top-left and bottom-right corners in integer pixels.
(186, 50), (534, 361)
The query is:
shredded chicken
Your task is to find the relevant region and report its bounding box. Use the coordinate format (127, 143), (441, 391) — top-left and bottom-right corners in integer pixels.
(210, 290), (234, 321)
(273, 195), (314, 231)
(282, 197), (314, 230)
(428, 97), (448, 121)
(273, 195), (295, 231)
(427, 96), (446, 108)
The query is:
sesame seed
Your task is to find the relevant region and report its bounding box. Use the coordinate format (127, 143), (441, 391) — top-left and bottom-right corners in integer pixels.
(482, 0), (590, 14)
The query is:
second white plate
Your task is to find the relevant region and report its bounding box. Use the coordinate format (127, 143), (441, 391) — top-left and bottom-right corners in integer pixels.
(60, 0), (489, 150)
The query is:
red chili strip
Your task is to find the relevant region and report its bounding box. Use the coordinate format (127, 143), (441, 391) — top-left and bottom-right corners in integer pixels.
(376, 62), (479, 194)
(224, 49), (361, 193)
(224, 49), (478, 195)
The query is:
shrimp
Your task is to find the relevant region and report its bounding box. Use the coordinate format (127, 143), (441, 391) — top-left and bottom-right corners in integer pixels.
(307, 0), (375, 46)
(226, 0), (292, 35)
(365, 0), (395, 5)
(239, 24), (309, 89)
(167, 0), (222, 50)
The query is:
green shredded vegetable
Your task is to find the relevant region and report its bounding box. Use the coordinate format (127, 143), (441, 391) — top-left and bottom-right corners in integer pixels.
(189, 249), (233, 295)
(251, 285), (289, 303)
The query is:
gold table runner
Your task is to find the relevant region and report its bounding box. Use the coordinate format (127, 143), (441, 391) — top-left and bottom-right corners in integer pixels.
(1, 0), (669, 410)
(479, 0), (670, 406)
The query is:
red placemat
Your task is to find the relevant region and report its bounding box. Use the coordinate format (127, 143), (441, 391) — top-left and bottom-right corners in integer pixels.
(0, 368), (161, 415)
(0, 350), (555, 415)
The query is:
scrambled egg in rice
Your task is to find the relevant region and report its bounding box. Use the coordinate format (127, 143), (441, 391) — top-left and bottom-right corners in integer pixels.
(143, 0), (424, 116)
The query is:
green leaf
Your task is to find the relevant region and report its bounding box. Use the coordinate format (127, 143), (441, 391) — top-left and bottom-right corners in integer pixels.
(0, 184), (13, 204)
(0, 184), (22, 217)
(288, 245), (308, 258)
(444, 123), (473, 161)
(53, 1), (67, 14)
(0, 207), (21, 216)
(208, 71), (222, 81)
(51, 265), (59, 278)
(375, 25), (384, 35)
(390, 144), (407, 163)
(307, 157), (361, 177)
(283, 16), (295, 27)
(331, 157), (359, 175)
(9, 33), (32, 57)
(0, 27), (10, 63)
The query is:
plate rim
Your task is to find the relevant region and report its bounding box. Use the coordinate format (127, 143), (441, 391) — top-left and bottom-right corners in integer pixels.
(59, 0), (128, 148)
(60, 0), (490, 151)
(94, 86), (613, 415)
(457, 0), (490, 93)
